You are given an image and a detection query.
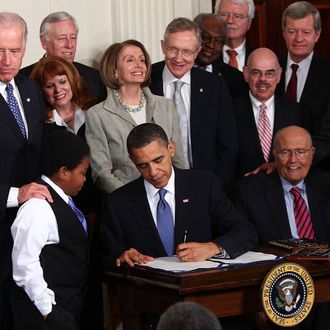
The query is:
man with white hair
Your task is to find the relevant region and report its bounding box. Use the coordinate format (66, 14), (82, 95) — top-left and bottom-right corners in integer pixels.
(20, 11), (106, 105)
(214, 0), (255, 71)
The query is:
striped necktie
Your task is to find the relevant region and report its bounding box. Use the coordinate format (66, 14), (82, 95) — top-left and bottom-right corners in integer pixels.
(290, 187), (315, 239)
(257, 103), (272, 162)
(226, 49), (238, 69)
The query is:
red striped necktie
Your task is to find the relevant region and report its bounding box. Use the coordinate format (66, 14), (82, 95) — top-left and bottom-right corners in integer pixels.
(257, 103), (272, 162)
(290, 187), (315, 239)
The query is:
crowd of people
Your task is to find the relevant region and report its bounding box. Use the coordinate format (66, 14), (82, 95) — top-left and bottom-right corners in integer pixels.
(1, 1), (330, 329)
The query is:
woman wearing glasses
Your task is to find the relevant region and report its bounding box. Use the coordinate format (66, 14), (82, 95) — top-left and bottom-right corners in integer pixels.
(85, 39), (185, 194)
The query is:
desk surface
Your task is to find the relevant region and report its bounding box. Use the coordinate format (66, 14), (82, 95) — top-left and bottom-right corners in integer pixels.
(104, 256), (330, 329)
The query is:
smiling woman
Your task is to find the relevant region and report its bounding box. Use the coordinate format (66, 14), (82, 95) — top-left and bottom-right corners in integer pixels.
(30, 56), (95, 134)
(85, 39), (186, 194)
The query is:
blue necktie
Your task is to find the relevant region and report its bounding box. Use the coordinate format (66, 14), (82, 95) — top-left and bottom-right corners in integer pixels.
(6, 84), (26, 138)
(68, 197), (88, 235)
(156, 189), (174, 256)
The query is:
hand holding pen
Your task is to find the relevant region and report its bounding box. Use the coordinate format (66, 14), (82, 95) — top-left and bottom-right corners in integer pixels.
(177, 230), (222, 262)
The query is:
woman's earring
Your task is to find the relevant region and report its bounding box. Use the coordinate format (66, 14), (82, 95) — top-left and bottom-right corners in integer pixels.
(115, 73), (119, 80)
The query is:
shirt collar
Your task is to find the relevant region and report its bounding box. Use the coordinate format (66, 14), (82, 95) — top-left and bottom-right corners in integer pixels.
(249, 92), (274, 109)
(0, 79), (17, 95)
(163, 64), (191, 86)
(287, 51), (313, 71)
(144, 166), (175, 200)
(223, 39), (246, 54)
(41, 174), (70, 203)
(280, 176), (306, 194)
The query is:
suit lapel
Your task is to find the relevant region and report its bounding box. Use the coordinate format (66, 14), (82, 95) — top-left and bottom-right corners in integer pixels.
(265, 173), (292, 238)
(15, 75), (41, 142)
(174, 169), (194, 246)
(299, 54), (320, 104)
(130, 178), (167, 256)
(190, 68), (206, 147)
(305, 173), (327, 240)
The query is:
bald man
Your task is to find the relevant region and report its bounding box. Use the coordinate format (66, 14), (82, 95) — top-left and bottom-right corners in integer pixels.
(232, 125), (330, 330)
(233, 48), (303, 177)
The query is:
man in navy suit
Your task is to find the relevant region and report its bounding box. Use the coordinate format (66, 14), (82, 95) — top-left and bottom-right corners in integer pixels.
(232, 125), (330, 330)
(233, 125), (330, 244)
(193, 13), (247, 99)
(0, 12), (51, 330)
(278, 1), (330, 135)
(103, 123), (257, 269)
(150, 17), (238, 185)
(20, 11), (106, 106)
(234, 48), (302, 177)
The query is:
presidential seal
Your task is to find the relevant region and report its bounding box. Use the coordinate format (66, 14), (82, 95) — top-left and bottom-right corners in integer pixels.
(261, 263), (314, 327)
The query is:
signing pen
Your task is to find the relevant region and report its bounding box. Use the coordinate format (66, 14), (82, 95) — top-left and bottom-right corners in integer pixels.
(183, 230), (188, 243)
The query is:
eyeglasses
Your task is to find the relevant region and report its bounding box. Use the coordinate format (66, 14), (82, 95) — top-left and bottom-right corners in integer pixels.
(249, 70), (279, 79)
(275, 147), (314, 160)
(219, 12), (249, 21)
(165, 46), (199, 58)
(201, 32), (225, 47)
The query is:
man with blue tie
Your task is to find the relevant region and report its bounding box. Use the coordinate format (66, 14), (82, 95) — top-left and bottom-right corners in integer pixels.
(0, 12), (51, 330)
(103, 123), (257, 269)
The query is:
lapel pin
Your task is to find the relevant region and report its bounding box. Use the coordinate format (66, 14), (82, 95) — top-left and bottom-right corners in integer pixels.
(199, 88), (203, 93)
(183, 199), (189, 203)
(26, 98), (31, 102)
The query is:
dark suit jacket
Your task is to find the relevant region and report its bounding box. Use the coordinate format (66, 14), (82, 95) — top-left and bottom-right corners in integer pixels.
(150, 61), (239, 185)
(232, 170), (330, 245)
(278, 53), (330, 134)
(0, 74), (45, 278)
(103, 168), (257, 269)
(233, 93), (303, 176)
(20, 60), (107, 106)
(208, 59), (247, 99)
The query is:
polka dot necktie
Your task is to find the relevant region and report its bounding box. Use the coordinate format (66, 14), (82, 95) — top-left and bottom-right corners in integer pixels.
(6, 84), (26, 138)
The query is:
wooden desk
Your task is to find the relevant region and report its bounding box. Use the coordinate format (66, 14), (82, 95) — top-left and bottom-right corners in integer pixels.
(104, 259), (330, 329)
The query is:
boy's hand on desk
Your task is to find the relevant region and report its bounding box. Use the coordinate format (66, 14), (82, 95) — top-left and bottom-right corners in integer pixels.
(116, 248), (154, 267)
(176, 242), (220, 262)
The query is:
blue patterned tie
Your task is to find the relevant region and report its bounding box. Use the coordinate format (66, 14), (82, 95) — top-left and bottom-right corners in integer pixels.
(68, 197), (88, 235)
(156, 189), (174, 256)
(6, 84), (26, 138)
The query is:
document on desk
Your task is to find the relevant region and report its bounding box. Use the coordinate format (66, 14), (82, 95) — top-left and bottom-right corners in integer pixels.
(140, 251), (279, 273)
(140, 256), (224, 272)
(208, 251), (279, 264)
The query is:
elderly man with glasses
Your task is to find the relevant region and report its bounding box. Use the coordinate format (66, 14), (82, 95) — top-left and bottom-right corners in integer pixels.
(231, 124), (330, 329)
(150, 17), (238, 186)
(214, 0), (256, 71)
(232, 47), (303, 177)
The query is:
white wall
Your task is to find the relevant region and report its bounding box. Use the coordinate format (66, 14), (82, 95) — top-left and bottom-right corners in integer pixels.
(0, 0), (212, 68)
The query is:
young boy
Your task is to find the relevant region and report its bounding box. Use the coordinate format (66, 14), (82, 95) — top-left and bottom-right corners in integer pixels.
(10, 130), (90, 330)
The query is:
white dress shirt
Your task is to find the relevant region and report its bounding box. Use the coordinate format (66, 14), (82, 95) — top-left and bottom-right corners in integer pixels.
(250, 92), (275, 134)
(144, 167), (175, 227)
(285, 52), (313, 102)
(50, 108), (85, 134)
(11, 175), (71, 316)
(223, 40), (246, 72)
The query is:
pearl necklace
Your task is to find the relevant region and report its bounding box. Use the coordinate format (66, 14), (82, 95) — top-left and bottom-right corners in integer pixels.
(115, 90), (146, 113)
